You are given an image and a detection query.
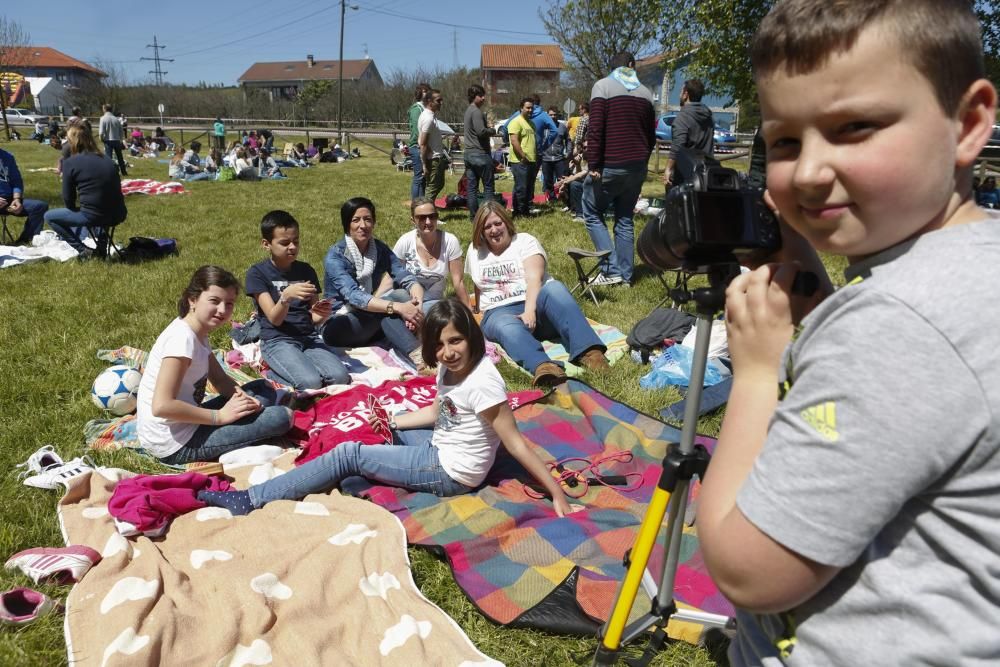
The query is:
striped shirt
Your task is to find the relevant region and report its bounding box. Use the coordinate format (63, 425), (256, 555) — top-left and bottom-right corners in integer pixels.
(585, 77), (655, 171)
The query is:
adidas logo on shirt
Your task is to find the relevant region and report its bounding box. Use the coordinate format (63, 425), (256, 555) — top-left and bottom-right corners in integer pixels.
(800, 401), (839, 442)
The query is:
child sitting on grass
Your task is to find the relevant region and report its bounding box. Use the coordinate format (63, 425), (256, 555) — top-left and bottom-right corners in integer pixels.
(697, 1), (1000, 665)
(136, 266), (295, 465)
(198, 298), (572, 517)
(245, 210), (349, 390)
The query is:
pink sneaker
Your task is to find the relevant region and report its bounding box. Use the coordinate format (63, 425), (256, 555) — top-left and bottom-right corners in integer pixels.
(0, 587), (58, 625)
(4, 545), (102, 584)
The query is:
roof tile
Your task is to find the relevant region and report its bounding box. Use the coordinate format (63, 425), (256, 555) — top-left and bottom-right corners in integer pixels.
(1, 47), (105, 76)
(238, 59), (377, 83)
(481, 44), (563, 71)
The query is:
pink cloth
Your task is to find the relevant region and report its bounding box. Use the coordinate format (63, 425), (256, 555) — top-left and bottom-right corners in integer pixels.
(109, 472), (232, 536)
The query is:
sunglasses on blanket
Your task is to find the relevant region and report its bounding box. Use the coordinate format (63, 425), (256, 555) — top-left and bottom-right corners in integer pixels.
(367, 394), (394, 444)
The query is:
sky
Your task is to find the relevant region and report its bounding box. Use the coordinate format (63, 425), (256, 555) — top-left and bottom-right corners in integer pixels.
(9, 0), (558, 86)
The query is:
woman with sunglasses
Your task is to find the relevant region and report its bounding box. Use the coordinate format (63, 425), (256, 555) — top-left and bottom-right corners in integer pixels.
(393, 197), (471, 314)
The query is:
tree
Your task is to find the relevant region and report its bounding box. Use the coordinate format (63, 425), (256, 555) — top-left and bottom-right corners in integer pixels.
(540, 0), (662, 82)
(296, 80), (332, 126)
(0, 16), (30, 141)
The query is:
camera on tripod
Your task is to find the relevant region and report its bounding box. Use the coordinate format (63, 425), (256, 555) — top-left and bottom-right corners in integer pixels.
(639, 145), (779, 273)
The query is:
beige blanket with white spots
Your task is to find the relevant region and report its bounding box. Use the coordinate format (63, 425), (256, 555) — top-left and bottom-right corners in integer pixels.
(57, 466), (503, 666)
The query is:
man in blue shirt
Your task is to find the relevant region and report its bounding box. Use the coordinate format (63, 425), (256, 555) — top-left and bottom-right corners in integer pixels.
(0, 148), (49, 245)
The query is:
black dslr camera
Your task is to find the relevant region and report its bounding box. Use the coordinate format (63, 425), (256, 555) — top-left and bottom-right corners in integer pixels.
(639, 142), (779, 273)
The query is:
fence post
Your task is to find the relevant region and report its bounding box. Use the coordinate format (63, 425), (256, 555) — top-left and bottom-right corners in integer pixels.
(180, 129), (185, 146)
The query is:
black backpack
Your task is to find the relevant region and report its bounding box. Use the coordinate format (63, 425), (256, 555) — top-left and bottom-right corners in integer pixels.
(122, 236), (179, 263)
(626, 308), (696, 363)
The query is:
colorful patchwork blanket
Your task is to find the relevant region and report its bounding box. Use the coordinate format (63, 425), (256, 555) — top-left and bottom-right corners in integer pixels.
(58, 468), (502, 666)
(351, 379), (734, 642)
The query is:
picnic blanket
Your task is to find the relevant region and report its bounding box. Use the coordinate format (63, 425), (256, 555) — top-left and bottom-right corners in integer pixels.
(58, 468), (503, 666)
(350, 380), (734, 642)
(120, 179), (186, 196)
(497, 319), (630, 379)
(0, 230), (84, 268)
(433, 193), (547, 211)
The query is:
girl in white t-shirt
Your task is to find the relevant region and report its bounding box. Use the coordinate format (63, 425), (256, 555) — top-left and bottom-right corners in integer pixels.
(392, 197), (471, 313)
(136, 266), (295, 464)
(198, 298), (571, 517)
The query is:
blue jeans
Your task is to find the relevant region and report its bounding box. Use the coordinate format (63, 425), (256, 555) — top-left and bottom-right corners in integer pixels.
(510, 160), (535, 216)
(464, 152), (495, 219)
(3, 199), (48, 244)
(541, 159), (567, 200)
(480, 280), (605, 373)
(261, 335), (350, 390)
(103, 139), (127, 175)
(185, 171), (213, 182)
(44, 208), (94, 252)
(248, 428), (470, 507)
(409, 143), (424, 199)
(583, 166), (647, 283)
(321, 289), (419, 356)
(160, 379), (294, 465)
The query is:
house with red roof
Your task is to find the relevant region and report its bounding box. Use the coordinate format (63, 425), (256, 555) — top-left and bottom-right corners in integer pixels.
(480, 44), (563, 108)
(237, 55), (382, 102)
(0, 46), (105, 114)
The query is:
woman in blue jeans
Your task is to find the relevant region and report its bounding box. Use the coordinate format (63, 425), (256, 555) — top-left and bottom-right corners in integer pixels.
(44, 124), (127, 259)
(464, 201), (610, 387)
(321, 196), (429, 370)
(136, 266), (296, 465)
(197, 299), (571, 517)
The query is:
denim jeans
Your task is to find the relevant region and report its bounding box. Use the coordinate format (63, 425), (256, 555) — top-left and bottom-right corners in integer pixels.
(160, 379), (294, 465)
(185, 171), (213, 182)
(44, 208), (94, 252)
(569, 180), (585, 216)
(583, 166), (646, 283)
(261, 335), (350, 390)
(320, 289), (419, 356)
(480, 280), (605, 373)
(510, 160), (535, 216)
(464, 152), (495, 220)
(409, 143), (424, 200)
(425, 156), (447, 202)
(2, 199), (48, 244)
(248, 428), (469, 507)
(103, 139), (127, 175)
(541, 159), (567, 200)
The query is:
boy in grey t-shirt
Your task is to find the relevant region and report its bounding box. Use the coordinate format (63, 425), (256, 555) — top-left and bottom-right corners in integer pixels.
(697, 1), (1000, 665)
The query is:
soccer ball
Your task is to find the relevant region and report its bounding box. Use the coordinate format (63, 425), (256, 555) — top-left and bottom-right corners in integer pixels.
(91, 365), (142, 415)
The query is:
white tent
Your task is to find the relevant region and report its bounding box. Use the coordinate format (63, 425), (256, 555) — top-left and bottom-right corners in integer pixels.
(24, 77), (71, 115)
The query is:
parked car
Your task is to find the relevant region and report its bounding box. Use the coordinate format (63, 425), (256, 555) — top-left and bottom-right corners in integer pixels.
(655, 113), (737, 144)
(3, 108), (49, 126)
(989, 124), (1000, 146)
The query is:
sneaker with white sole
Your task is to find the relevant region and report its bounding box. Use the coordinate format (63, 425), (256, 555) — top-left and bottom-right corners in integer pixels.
(5, 546), (102, 584)
(590, 272), (623, 286)
(14, 445), (64, 480)
(22, 457), (94, 490)
(0, 587), (58, 625)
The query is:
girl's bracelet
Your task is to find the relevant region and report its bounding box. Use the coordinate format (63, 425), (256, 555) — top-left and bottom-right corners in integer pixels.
(211, 409), (219, 426)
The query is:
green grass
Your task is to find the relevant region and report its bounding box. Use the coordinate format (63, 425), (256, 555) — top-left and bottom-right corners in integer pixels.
(0, 139), (844, 666)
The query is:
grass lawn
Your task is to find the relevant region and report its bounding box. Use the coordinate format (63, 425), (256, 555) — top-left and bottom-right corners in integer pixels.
(0, 137), (845, 666)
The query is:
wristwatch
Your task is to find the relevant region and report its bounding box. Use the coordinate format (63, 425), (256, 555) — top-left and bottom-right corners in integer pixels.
(385, 301), (395, 315)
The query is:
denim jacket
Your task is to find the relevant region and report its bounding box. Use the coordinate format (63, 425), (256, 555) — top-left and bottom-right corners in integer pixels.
(323, 237), (418, 311)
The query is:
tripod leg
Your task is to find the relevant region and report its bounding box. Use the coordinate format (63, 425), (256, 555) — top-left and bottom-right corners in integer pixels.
(595, 485), (672, 664)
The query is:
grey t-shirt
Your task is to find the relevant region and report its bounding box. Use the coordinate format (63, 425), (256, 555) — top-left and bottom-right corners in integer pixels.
(732, 217), (1000, 666)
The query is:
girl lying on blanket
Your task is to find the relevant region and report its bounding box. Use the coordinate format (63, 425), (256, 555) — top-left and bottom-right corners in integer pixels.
(198, 298), (572, 517)
(136, 265), (296, 465)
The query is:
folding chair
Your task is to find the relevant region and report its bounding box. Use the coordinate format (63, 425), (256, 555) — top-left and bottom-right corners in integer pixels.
(567, 247), (612, 305)
(282, 142), (295, 159)
(74, 218), (125, 260)
(0, 213), (13, 245)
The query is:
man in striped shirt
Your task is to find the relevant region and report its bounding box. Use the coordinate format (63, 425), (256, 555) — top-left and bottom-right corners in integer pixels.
(582, 52), (656, 287)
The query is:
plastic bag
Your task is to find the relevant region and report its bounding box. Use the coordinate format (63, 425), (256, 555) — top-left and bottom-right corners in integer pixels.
(638, 344), (725, 389)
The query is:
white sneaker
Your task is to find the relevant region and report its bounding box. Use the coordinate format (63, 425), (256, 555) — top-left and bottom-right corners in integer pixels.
(22, 457), (94, 490)
(14, 445), (64, 480)
(4, 546), (102, 584)
(590, 273), (623, 286)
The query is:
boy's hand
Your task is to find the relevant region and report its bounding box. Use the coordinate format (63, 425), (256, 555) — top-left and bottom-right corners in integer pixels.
(282, 282), (317, 302)
(725, 263), (803, 381)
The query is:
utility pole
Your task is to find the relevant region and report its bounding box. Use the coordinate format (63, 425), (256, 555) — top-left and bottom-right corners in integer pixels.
(337, 0), (358, 145)
(141, 35), (173, 86)
(452, 30), (459, 69)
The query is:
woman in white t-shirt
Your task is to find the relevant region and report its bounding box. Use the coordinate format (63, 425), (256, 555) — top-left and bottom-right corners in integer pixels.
(197, 298), (571, 518)
(135, 266), (295, 464)
(392, 197), (471, 313)
(465, 200), (610, 387)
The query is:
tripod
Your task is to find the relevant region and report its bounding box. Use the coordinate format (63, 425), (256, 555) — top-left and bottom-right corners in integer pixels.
(594, 264), (738, 666)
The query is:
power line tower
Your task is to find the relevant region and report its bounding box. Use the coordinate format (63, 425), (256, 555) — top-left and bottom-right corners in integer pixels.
(141, 36), (173, 86)
(452, 29), (459, 69)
